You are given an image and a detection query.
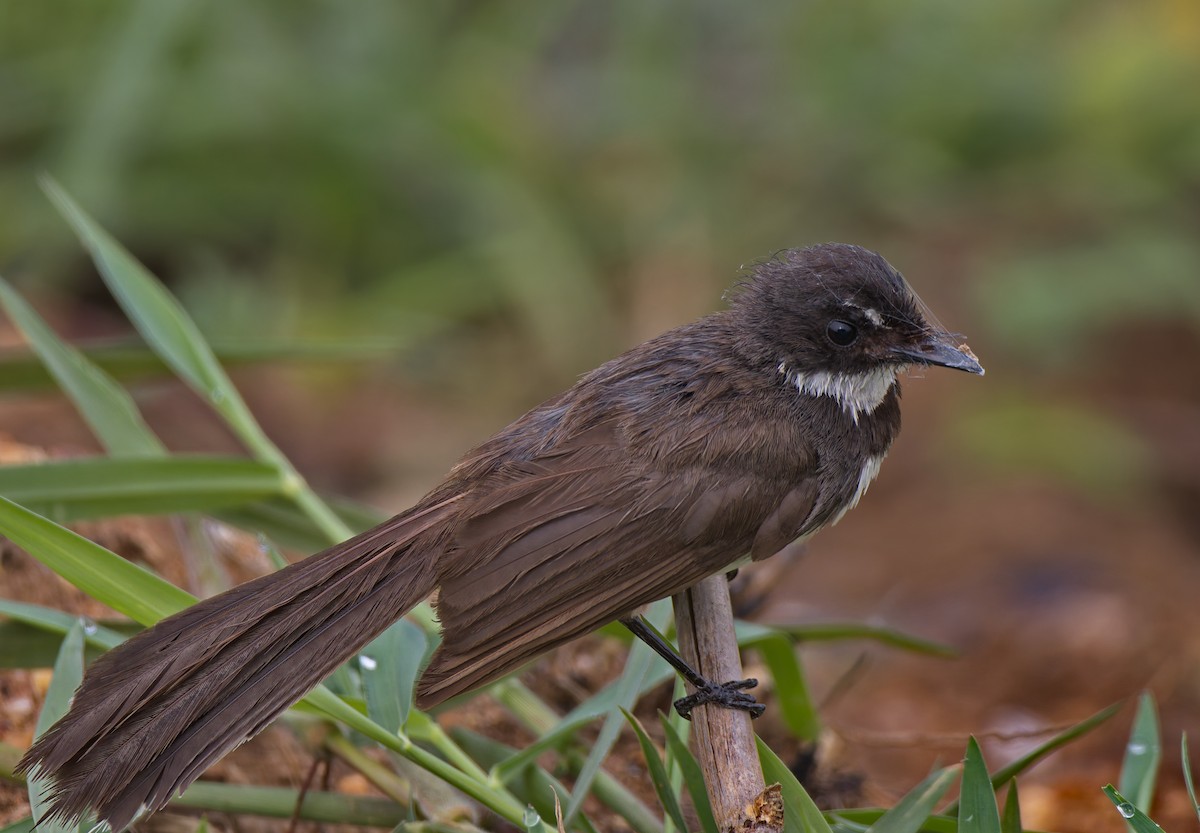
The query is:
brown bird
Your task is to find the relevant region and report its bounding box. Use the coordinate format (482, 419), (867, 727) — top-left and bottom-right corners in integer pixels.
(19, 243), (982, 830)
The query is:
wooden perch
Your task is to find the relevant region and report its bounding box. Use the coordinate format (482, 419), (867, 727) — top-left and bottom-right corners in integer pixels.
(674, 575), (783, 833)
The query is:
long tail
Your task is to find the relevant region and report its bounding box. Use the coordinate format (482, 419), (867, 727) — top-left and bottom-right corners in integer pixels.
(18, 498), (457, 831)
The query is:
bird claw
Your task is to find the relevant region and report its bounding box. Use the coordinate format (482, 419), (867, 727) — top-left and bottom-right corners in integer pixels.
(673, 678), (766, 720)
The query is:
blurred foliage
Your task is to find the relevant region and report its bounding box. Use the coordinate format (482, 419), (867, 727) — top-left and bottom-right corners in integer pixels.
(1, 0), (1198, 485)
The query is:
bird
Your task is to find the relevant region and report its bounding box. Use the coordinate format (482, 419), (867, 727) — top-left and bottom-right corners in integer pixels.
(19, 242), (983, 830)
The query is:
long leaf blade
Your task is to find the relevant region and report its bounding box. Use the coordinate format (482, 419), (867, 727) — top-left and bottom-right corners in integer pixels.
(0, 599), (127, 650)
(566, 600), (672, 820)
(623, 709), (688, 833)
(756, 633), (820, 742)
(864, 766), (960, 833)
(28, 622), (86, 831)
(944, 700), (1123, 816)
(0, 495), (195, 625)
(0, 456), (285, 520)
(0, 277), (162, 457)
(756, 736), (834, 833)
(1118, 692), (1161, 813)
(41, 178), (240, 421)
(958, 738), (1001, 833)
(659, 716), (718, 833)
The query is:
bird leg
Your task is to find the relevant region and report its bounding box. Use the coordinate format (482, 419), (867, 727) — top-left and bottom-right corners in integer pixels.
(619, 616), (765, 720)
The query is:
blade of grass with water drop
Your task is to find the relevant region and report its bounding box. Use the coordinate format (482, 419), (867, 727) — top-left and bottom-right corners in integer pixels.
(1118, 692), (1161, 813)
(1102, 785), (1165, 833)
(0, 599), (127, 650)
(359, 618), (428, 734)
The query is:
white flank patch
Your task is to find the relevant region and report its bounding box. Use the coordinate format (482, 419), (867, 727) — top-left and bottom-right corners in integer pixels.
(778, 363), (899, 422)
(830, 454), (885, 526)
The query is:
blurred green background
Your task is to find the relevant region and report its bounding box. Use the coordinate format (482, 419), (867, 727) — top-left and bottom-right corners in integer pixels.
(1, 0), (1198, 499)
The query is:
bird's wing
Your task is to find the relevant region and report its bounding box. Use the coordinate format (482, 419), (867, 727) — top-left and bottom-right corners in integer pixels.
(416, 418), (818, 706)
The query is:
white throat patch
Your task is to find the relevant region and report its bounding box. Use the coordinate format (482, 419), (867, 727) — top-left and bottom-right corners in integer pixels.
(777, 362), (899, 422)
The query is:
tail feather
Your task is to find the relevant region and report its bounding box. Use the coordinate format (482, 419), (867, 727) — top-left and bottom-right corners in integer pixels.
(19, 501), (454, 831)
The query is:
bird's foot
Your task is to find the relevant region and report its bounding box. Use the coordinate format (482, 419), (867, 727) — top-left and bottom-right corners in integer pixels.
(673, 678), (765, 720)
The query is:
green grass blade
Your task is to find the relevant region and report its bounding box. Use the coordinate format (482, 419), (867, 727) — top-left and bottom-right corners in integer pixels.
(659, 716), (718, 833)
(1183, 734), (1199, 823)
(944, 700), (1122, 815)
(622, 709), (688, 833)
(360, 618), (428, 733)
(172, 781), (410, 827)
(1101, 785), (1165, 833)
(41, 178), (352, 544)
(0, 599), (127, 650)
(566, 600), (672, 820)
(0, 621), (92, 669)
(0, 277), (163, 457)
(958, 738), (1001, 833)
(0, 339), (390, 394)
(0, 486), (540, 829)
(756, 632), (821, 742)
(215, 495), (381, 552)
(736, 621), (956, 658)
(828, 809), (960, 832)
(451, 729), (605, 833)
(1000, 783), (1022, 833)
(0, 818), (34, 833)
(28, 621), (86, 831)
(1118, 692), (1161, 813)
(0, 456), (285, 520)
(863, 766), (960, 833)
(756, 736), (835, 833)
(0, 495), (195, 624)
(41, 178), (250, 433)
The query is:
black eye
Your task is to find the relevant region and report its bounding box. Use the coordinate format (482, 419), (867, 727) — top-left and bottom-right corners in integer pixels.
(826, 319), (858, 346)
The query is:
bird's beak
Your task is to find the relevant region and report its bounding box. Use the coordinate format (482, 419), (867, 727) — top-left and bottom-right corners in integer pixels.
(892, 332), (985, 375)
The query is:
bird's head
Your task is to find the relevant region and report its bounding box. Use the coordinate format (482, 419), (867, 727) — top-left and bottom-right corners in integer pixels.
(731, 243), (983, 417)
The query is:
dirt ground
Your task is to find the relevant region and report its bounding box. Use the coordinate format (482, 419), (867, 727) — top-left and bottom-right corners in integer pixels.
(1, 322), (1198, 833)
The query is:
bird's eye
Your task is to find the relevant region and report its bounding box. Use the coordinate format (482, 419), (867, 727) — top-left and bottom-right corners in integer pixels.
(826, 319), (858, 346)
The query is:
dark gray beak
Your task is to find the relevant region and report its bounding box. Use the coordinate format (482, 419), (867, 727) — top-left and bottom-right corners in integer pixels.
(892, 333), (985, 375)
